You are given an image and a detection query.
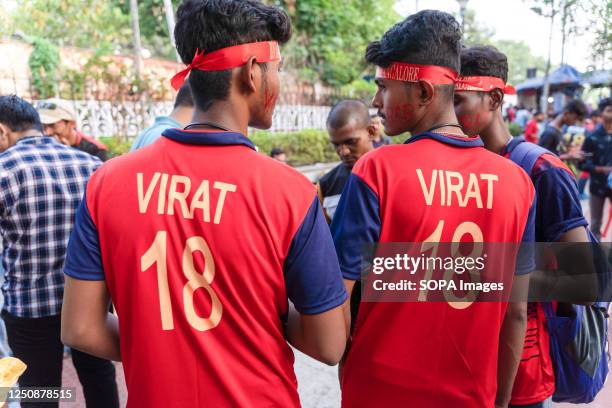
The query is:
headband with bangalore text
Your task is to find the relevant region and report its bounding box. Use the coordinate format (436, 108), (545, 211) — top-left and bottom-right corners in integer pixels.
(171, 41), (281, 90)
(375, 62), (457, 85)
(455, 76), (516, 94)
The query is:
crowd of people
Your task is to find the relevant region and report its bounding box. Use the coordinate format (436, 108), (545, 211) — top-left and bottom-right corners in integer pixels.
(503, 98), (612, 241)
(0, 1), (611, 407)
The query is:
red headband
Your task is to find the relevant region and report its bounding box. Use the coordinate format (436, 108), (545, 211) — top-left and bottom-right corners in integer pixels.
(455, 76), (516, 95)
(375, 62), (457, 84)
(171, 41), (281, 90)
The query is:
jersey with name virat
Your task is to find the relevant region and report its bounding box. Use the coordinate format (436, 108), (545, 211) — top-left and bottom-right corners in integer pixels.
(332, 132), (536, 408)
(64, 129), (347, 408)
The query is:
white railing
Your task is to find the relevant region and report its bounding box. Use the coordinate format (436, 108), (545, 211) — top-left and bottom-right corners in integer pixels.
(58, 100), (333, 137)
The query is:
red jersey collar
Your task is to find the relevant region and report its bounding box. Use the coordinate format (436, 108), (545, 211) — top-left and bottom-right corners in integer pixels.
(404, 132), (484, 148)
(161, 128), (256, 150)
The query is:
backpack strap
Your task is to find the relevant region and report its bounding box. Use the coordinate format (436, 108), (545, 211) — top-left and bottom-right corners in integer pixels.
(506, 136), (554, 176)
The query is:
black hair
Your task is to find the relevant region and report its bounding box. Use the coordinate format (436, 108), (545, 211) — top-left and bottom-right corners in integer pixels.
(173, 84), (194, 109)
(365, 10), (461, 102)
(327, 100), (370, 130)
(174, 0), (292, 112)
(0, 95), (42, 132)
(459, 45), (508, 83)
(590, 109), (601, 118)
(270, 147), (284, 157)
(365, 10), (461, 73)
(598, 97), (612, 112)
(564, 99), (588, 119)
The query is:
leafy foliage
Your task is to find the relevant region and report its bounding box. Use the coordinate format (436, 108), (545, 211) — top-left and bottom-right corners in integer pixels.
(250, 129), (338, 166)
(99, 136), (132, 158)
(279, 0), (400, 86)
(14, 0), (130, 51)
(115, 0), (179, 60)
(527, 0), (611, 69)
(461, 9), (547, 84)
(28, 37), (60, 99)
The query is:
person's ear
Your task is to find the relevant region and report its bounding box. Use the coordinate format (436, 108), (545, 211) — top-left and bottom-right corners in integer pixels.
(0, 123), (8, 142)
(417, 80), (435, 105)
(366, 124), (376, 140)
(239, 56), (260, 94)
(488, 89), (504, 111)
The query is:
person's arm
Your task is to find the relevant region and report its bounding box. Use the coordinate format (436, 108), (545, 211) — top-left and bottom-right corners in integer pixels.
(283, 197), (349, 365)
(60, 195), (121, 361)
(96, 149), (109, 162)
(496, 277), (529, 408)
(538, 129), (558, 152)
(534, 163), (596, 302)
(578, 136), (596, 173)
(61, 277), (121, 361)
(496, 186), (536, 407)
(316, 182), (331, 224)
(285, 301), (349, 365)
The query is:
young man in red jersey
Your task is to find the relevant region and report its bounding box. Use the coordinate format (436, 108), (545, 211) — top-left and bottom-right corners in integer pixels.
(61, 1), (349, 407)
(454, 45), (591, 408)
(332, 11), (536, 408)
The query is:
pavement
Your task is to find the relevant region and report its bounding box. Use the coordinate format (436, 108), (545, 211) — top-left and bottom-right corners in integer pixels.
(59, 198), (611, 407)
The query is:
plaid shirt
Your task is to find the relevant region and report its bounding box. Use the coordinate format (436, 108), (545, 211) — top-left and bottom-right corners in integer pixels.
(0, 136), (100, 318)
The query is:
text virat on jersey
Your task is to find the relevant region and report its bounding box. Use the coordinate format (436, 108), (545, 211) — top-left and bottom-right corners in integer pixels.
(136, 172), (237, 223)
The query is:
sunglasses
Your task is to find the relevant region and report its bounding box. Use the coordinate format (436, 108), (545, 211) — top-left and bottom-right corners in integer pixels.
(36, 102), (58, 110)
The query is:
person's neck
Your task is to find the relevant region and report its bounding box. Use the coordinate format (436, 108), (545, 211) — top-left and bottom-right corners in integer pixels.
(550, 115), (564, 130)
(480, 111), (512, 154)
(16, 129), (42, 141)
(603, 120), (612, 134)
(169, 106), (194, 127)
(411, 105), (464, 136)
(190, 101), (249, 135)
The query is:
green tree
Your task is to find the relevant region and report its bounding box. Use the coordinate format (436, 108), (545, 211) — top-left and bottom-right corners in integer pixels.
(582, 0), (611, 69)
(459, 8), (547, 84)
(461, 9), (495, 46)
(28, 37), (60, 98)
(279, 0), (400, 86)
(12, 0), (131, 51)
(494, 40), (548, 84)
(115, 0), (179, 60)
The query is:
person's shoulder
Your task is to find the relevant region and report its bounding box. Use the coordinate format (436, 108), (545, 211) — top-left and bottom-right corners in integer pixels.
(79, 132), (107, 150)
(258, 153), (314, 190)
(319, 163), (345, 184)
(62, 141), (102, 164)
(134, 120), (177, 150)
(587, 124), (606, 138)
(477, 145), (533, 184)
(77, 138), (105, 154)
(532, 153), (572, 175)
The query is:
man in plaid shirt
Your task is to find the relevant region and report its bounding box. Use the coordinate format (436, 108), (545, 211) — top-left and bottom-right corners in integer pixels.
(0, 96), (118, 407)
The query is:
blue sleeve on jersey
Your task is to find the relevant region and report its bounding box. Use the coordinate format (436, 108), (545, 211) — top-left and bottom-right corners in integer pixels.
(284, 197), (348, 315)
(534, 166), (588, 241)
(331, 174), (381, 281)
(516, 193), (537, 275)
(64, 196), (105, 281)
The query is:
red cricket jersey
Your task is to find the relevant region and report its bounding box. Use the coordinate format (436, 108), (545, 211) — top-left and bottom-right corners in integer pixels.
(332, 132), (536, 408)
(65, 129), (347, 407)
